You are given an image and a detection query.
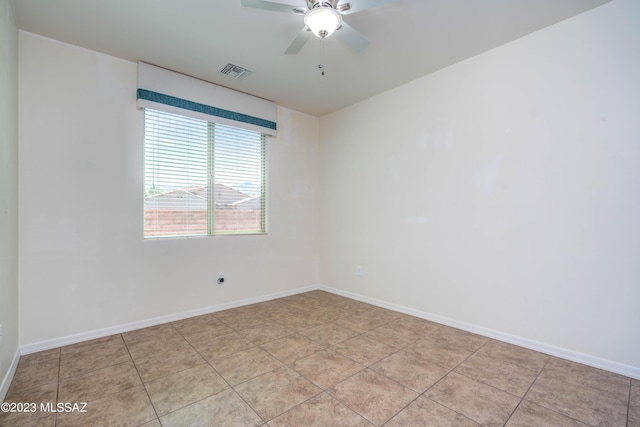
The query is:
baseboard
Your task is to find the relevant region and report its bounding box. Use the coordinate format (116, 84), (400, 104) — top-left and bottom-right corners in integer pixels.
(319, 285), (640, 380)
(0, 347), (21, 402)
(20, 284), (320, 355)
(19, 283), (638, 380)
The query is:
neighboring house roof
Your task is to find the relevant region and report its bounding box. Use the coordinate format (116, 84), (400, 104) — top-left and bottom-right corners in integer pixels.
(145, 184), (260, 210)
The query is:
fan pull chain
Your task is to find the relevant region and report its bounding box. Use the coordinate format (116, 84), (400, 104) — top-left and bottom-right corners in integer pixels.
(318, 38), (325, 76)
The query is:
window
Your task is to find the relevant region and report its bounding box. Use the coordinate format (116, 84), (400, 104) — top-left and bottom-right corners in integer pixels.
(144, 108), (266, 238)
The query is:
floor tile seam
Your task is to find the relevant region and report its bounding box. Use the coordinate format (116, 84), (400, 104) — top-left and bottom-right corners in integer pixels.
(504, 355), (597, 427)
(56, 359), (138, 385)
(375, 387), (425, 426)
(255, 331), (316, 350)
(413, 333), (483, 356)
(295, 330), (350, 348)
(2, 351), (64, 409)
(3, 379), (59, 403)
(382, 395), (475, 427)
(451, 369), (525, 400)
(217, 321), (276, 335)
(58, 346), (130, 367)
(12, 353), (60, 402)
(361, 331), (422, 352)
(122, 333), (184, 348)
(229, 370), (315, 425)
(417, 378), (511, 427)
(55, 384), (157, 426)
(197, 352), (250, 417)
(470, 346), (548, 377)
(228, 364), (295, 392)
(421, 396), (485, 426)
(140, 358), (215, 387)
(452, 341), (543, 397)
(125, 340), (194, 361)
(332, 366), (418, 401)
(328, 335), (402, 368)
(0, 410), (51, 427)
(151, 384), (235, 419)
(285, 356), (367, 392)
(181, 330), (256, 352)
(322, 386), (379, 426)
(428, 336), (489, 356)
(500, 350), (552, 426)
(177, 330), (243, 347)
(256, 343), (322, 367)
(179, 326), (228, 369)
(627, 378), (633, 427)
(544, 357), (633, 386)
(58, 359), (132, 382)
(16, 348), (62, 369)
(58, 384), (145, 413)
(156, 387), (248, 423)
(259, 387), (325, 424)
(427, 336), (481, 378)
(216, 344), (293, 371)
(122, 322), (180, 341)
(536, 362), (632, 405)
(54, 348), (61, 427)
(13, 356), (61, 378)
(172, 321), (234, 335)
(411, 360), (467, 417)
(515, 397), (603, 427)
(120, 333), (162, 425)
(243, 332), (302, 351)
(271, 391), (373, 426)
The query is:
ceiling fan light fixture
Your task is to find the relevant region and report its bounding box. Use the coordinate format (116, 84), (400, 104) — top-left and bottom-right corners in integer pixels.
(304, 6), (342, 38)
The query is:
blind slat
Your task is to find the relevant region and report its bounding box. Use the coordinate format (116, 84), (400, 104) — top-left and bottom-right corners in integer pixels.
(144, 108), (266, 238)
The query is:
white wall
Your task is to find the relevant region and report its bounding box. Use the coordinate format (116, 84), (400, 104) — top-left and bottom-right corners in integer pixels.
(18, 32), (320, 347)
(0, 0), (19, 398)
(319, 0), (640, 373)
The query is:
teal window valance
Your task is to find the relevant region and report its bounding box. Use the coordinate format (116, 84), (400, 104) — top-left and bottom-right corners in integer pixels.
(136, 62), (277, 136)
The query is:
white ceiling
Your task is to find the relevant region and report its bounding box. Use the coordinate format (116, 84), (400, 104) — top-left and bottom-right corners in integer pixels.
(12, 0), (611, 117)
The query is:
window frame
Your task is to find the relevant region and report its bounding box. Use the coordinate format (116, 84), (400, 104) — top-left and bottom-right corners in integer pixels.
(143, 108), (268, 239)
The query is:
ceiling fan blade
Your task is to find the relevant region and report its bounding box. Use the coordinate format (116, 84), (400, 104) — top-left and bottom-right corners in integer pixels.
(336, 21), (369, 52)
(285, 27), (311, 54)
(338, 0), (399, 15)
(240, 0), (297, 13)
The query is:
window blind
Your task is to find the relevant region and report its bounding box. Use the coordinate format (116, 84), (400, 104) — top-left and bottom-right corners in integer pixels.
(144, 108), (266, 238)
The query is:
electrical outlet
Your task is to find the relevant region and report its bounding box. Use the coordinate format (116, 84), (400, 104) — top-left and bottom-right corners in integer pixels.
(356, 266), (363, 276)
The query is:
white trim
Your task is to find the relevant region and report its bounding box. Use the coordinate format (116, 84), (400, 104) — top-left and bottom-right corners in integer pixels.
(17, 283), (638, 380)
(319, 285), (640, 380)
(20, 284), (319, 355)
(1, 347), (21, 402)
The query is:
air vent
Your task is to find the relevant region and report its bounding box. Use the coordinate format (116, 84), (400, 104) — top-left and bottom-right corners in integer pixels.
(220, 63), (253, 79)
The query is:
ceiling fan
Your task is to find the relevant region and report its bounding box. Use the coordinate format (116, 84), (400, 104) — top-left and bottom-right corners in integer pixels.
(241, 0), (400, 54)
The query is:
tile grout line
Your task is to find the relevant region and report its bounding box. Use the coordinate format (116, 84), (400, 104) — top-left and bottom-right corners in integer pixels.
(214, 302), (393, 424)
(54, 347), (61, 427)
(311, 317), (450, 426)
(403, 334), (494, 425)
(500, 349), (552, 426)
(121, 332), (162, 426)
(501, 355), (600, 427)
(626, 378), (632, 427)
(173, 320), (268, 425)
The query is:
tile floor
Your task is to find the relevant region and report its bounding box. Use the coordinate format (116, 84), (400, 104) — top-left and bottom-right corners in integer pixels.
(1, 290), (638, 426)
